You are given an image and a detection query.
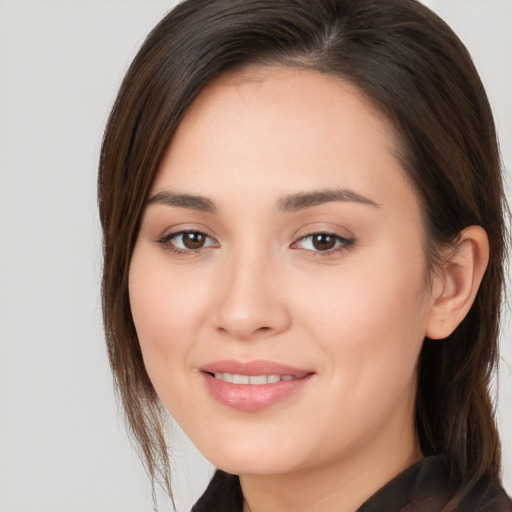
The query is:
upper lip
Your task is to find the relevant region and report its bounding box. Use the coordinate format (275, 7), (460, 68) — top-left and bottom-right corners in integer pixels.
(199, 359), (313, 377)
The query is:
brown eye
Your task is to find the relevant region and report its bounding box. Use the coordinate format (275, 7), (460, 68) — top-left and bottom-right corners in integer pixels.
(182, 231), (207, 249)
(311, 234), (337, 251)
(159, 230), (217, 252)
(293, 232), (354, 255)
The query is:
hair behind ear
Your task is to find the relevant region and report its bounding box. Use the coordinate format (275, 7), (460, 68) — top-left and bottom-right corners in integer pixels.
(416, 224), (502, 487)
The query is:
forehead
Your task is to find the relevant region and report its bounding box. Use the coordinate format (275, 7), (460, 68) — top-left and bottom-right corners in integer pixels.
(152, 66), (418, 218)
(166, 65), (397, 161)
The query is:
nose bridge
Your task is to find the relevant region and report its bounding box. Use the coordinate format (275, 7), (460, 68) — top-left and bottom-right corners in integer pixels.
(213, 240), (290, 339)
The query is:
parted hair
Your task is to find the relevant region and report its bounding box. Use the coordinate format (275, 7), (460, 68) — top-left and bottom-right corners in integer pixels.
(98, 0), (507, 506)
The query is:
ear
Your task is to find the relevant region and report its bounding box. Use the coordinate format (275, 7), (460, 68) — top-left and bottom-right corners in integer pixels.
(425, 226), (489, 340)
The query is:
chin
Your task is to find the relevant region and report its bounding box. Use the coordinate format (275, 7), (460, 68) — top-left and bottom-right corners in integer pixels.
(197, 436), (306, 476)
(212, 456), (293, 477)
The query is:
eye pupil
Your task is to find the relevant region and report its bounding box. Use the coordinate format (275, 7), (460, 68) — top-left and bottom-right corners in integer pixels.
(312, 234), (336, 251)
(183, 232), (206, 249)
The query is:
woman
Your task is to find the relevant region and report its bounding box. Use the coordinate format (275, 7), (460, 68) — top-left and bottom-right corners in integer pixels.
(98, 0), (511, 510)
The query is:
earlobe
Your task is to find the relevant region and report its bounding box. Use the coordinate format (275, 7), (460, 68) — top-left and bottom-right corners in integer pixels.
(425, 226), (489, 340)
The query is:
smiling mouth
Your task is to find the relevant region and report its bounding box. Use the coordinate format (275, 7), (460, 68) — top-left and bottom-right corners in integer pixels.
(201, 365), (314, 411)
(208, 372), (304, 385)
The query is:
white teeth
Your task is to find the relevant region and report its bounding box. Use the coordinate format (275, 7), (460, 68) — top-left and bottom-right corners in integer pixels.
(249, 375), (267, 385)
(213, 373), (299, 385)
(232, 374), (250, 384)
(217, 373), (234, 383)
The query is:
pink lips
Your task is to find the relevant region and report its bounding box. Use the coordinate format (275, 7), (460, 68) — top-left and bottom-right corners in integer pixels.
(199, 359), (314, 412)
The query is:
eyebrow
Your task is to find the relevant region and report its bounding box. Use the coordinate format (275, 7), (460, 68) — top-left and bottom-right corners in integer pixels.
(147, 187), (379, 214)
(147, 191), (217, 213)
(277, 188), (380, 211)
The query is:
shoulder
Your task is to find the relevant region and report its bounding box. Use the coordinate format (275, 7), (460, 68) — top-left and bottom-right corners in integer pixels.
(359, 455), (512, 512)
(456, 478), (512, 512)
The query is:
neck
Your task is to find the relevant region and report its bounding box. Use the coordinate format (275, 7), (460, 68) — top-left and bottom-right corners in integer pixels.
(240, 423), (422, 512)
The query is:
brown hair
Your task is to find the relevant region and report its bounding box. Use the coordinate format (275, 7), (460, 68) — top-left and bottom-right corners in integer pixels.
(98, 0), (507, 505)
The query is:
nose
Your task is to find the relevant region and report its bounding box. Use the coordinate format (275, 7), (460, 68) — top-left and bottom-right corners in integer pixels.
(212, 252), (291, 340)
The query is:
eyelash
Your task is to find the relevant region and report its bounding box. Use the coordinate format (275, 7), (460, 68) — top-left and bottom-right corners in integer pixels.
(157, 230), (355, 257)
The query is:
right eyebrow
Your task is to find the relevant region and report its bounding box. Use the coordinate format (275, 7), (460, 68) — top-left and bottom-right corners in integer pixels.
(147, 190), (217, 214)
(277, 188), (380, 211)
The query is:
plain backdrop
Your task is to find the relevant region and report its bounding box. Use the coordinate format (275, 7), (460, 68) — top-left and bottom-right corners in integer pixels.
(0, 1), (510, 511)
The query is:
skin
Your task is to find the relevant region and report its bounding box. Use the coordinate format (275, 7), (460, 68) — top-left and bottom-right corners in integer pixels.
(129, 67), (488, 512)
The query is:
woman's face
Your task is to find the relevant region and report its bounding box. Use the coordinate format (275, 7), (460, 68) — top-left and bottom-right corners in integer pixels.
(129, 67), (440, 477)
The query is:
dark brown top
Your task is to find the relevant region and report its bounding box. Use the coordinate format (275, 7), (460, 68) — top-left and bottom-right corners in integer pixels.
(192, 455), (512, 511)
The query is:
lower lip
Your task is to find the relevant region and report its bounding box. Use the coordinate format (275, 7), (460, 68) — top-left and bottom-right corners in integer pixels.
(202, 372), (313, 412)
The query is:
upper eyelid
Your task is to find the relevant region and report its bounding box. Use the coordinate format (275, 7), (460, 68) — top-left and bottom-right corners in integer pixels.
(292, 232), (353, 247)
(291, 220), (354, 238)
(160, 229), (349, 240)
(165, 229), (213, 238)
(161, 229), (217, 243)
(297, 232), (351, 241)
(158, 225), (217, 240)
(292, 228), (354, 243)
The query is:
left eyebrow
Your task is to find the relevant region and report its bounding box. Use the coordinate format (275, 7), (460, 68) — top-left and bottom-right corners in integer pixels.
(147, 190), (217, 213)
(277, 188), (380, 212)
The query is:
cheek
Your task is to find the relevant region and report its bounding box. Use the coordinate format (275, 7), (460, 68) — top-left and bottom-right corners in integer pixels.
(128, 267), (204, 428)
(302, 256), (427, 324)
(287, 254), (429, 454)
(296, 246), (430, 387)
(129, 247), (210, 341)
(128, 248), (205, 393)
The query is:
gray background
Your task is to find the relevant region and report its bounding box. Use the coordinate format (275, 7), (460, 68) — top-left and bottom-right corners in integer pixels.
(0, 1), (510, 511)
